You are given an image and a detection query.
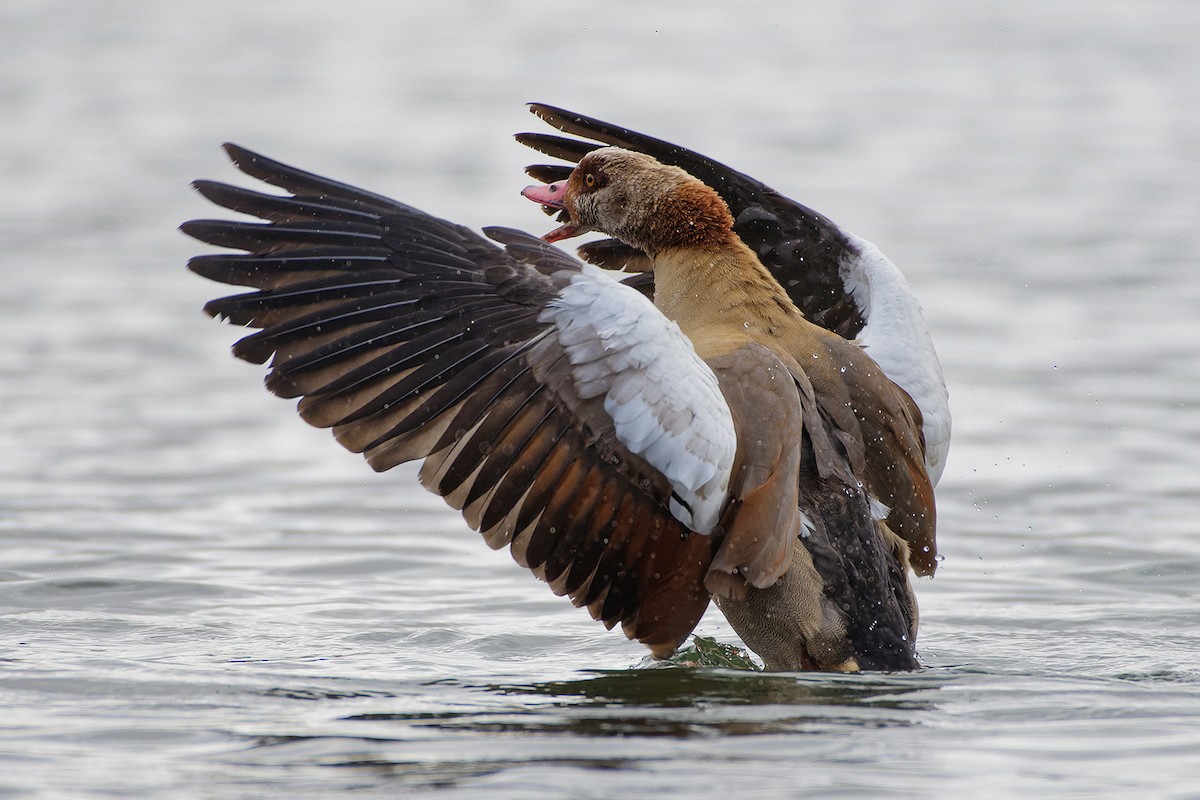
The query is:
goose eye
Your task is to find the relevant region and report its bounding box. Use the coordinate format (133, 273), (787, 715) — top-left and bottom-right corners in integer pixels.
(584, 173), (596, 189)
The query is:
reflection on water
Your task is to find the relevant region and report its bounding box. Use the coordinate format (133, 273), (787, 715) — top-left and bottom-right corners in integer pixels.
(345, 669), (942, 738)
(224, 667), (947, 798)
(487, 667), (940, 710)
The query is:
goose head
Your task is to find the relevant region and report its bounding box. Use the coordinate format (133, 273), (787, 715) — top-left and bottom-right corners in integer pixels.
(522, 147), (735, 256)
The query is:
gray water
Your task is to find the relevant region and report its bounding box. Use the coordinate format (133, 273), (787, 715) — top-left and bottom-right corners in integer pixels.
(3, 1), (1199, 797)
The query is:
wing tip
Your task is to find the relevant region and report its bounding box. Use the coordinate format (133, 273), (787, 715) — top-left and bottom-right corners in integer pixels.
(526, 101), (557, 119)
(178, 218), (211, 242)
(525, 102), (587, 135)
(188, 178), (236, 209)
(198, 296), (226, 320)
(220, 141), (256, 167)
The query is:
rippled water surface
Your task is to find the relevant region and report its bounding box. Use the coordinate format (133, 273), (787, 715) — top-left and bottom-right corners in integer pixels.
(3, 1), (1199, 797)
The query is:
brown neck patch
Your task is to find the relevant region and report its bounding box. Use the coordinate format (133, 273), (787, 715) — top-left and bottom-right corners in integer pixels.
(646, 181), (736, 253)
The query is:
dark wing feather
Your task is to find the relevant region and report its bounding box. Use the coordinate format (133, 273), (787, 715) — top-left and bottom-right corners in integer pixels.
(184, 145), (715, 654)
(517, 104), (866, 339)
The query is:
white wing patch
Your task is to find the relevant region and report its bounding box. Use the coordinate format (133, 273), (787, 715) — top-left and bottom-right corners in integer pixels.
(840, 234), (952, 485)
(539, 264), (736, 534)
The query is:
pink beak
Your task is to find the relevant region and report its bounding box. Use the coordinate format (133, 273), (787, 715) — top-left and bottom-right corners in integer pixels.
(521, 181), (587, 242)
(521, 181), (566, 208)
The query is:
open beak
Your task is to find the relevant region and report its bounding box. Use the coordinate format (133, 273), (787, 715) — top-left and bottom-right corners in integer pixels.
(521, 181), (590, 242)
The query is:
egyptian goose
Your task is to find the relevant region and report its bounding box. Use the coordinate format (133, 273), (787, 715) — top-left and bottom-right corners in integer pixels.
(184, 134), (937, 671)
(517, 104), (950, 486)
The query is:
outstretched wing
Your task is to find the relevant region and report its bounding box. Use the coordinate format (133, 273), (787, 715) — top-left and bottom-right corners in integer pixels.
(182, 144), (741, 656)
(516, 103), (866, 339)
